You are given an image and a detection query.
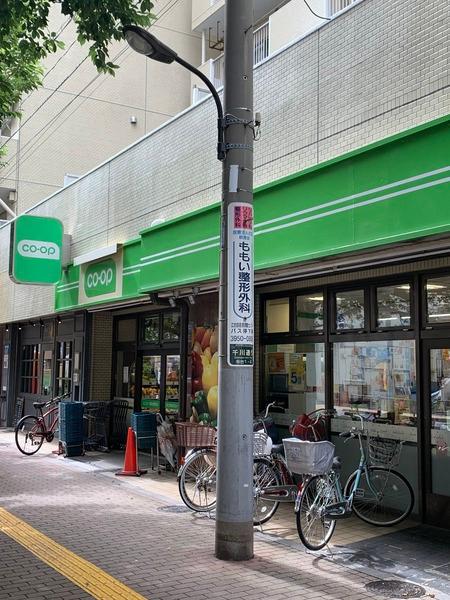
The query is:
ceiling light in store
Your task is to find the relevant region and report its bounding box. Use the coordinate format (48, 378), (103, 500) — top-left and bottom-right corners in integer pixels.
(307, 296), (323, 301)
(426, 284), (446, 290)
(395, 285), (411, 290)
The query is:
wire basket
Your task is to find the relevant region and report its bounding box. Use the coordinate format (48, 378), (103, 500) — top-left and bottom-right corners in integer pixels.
(367, 435), (402, 467)
(253, 431), (269, 456)
(283, 438), (335, 475)
(175, 422), (216, 448)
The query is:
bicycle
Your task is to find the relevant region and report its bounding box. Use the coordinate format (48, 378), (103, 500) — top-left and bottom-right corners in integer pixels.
(177, 424), (279, 524)
(294, 413), (414, 551)
(253, 406), (332, 523)
(15, 392), (70, 455)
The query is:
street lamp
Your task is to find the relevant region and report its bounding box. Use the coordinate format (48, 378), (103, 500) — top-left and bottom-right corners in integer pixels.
(124, 11), (255, 561)
(123, 25), (225, 161)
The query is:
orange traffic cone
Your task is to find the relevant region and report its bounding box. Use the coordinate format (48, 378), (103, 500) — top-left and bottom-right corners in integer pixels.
(116, 427), (146, 476)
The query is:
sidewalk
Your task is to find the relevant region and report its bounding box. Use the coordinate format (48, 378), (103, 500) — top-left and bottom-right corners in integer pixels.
(0, 429), (448, 600)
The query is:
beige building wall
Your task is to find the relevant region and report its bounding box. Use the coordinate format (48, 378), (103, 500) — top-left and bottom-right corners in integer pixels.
(269, 0), (328, 54)
(0, 0), (201, 215)
(0, 0), (449, 323)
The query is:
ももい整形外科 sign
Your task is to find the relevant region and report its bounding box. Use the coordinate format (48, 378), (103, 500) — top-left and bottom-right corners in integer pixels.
(9, 215), (63, 285)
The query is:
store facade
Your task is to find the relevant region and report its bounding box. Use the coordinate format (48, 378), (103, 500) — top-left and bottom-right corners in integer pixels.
(49, 114), (450, 526)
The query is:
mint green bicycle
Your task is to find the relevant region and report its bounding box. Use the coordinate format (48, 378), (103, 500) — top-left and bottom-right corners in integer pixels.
(293, 414), (414, 551)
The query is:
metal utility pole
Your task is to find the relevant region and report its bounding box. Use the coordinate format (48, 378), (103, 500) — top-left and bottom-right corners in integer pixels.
(215, 0), (255, 561)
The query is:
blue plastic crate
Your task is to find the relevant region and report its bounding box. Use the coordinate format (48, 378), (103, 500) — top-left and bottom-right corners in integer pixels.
(132, 412), (157, 450)
(59, 401), (84, 444)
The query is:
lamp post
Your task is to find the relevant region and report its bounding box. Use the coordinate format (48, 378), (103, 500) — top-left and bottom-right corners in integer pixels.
(124, 1), (254, 561)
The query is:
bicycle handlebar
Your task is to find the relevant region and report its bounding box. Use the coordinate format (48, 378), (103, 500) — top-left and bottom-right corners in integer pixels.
(45, 392), (71, 408)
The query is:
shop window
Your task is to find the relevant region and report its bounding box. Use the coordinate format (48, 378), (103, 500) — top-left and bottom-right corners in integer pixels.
(265, 297), (289, 333)
(163, 312), (180, 342)
(165, 355), (180, 416)
(376, 284), (411, 328)
(296, 293), (324, 332)
(143, 315), (159, 344)
(20, 344), (40, 394)
(141, 355), (161, 412)
(42, 350), (53, 396)
(114, 350), (136, 399)
(335, 289), (365, 330)
(263, 343), (325, 415)
(426, 276), (450, 323)
(333, 340), (416, 426)
(117, 318), (136, 343)
(55, 341), (72, 395)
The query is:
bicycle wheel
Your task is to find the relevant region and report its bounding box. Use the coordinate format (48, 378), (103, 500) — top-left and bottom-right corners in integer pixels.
(15, 416), (45, 456)
(253, 457), (281, 525)
(178, 448), (217, 512)
(345, 467), (414, 526)
(296, 475), (337, 550)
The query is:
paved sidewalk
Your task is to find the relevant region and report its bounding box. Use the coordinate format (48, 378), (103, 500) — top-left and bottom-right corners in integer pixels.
(0, 430), (447, 600)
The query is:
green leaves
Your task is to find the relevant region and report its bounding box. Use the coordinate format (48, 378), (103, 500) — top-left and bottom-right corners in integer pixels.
(0, 0), (154, 123)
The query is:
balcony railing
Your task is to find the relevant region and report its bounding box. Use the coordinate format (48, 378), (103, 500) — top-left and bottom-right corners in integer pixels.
(253, 21), (270, 66)
(212, 54), (224, 89)
(329, 0), (356, 16)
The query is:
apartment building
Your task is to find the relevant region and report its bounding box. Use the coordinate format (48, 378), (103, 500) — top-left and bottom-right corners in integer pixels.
(0, 0), (201, 218)
(0, 0), (449, 527)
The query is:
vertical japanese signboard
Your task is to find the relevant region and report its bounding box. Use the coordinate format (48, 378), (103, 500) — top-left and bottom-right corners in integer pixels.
(227, 203), (254, 366)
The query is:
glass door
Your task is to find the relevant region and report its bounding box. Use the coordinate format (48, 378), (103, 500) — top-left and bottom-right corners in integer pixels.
(140, 354), (162, 413)
(138, 353), (181, 417)
(165, 355), (180, 418)
(423, 340), (450, 527)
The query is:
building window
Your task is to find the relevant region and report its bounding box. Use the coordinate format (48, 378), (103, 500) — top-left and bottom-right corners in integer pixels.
(426, 276), (450, 323)
(20, 344), (40, 394)
(115, 350), (136, 399)
(265, 297), (290, 333)
(56, 341), (72, 395)
(42, 350), (53, 396)
(117, 318), (137, 343)
(163, 312), (180, 342)
(335, 289), (365, 330)
(376, 284), (411, 328)
(143, 315), (160, 344)
(263, 343), (325, 415)
(333, 340), (416, 426)
(296, 293), (324, 332)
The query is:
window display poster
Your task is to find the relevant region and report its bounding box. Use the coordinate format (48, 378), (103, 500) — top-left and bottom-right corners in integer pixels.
(191, 321), (219, 427)
(289, 353), (305, 391)
(268, 353), (285, 373)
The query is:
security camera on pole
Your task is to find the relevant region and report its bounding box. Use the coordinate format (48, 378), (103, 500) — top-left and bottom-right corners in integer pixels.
(215, 0), (255, 561)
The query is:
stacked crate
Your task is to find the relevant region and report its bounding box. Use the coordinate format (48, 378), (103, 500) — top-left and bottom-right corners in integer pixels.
(59, 401), (84, 457)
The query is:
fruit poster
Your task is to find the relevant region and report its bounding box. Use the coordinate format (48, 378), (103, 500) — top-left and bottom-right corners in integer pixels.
(191, 323), (219, 426)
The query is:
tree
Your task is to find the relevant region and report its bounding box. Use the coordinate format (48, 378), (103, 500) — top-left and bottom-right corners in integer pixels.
(0, 0), (154, 127)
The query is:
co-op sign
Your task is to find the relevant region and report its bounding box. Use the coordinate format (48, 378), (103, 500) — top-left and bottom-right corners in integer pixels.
(83, 259), (117, 298)
(9, 215), (63, 285)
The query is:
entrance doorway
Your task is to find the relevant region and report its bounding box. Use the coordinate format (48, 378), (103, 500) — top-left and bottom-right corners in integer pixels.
(138, 352), (180, 418)
(422, 340), (450, 527)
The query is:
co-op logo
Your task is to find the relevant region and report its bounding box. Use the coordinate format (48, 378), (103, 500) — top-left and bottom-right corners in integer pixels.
(17, 239), (60, 260)
(84, 259), (116, 297)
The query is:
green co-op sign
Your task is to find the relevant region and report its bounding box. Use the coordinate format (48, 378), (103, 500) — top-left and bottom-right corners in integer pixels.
(9, 215), (63, 285)
(83, 259), (116, 297)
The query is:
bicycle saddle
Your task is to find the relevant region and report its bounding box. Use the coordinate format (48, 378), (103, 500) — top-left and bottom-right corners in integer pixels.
(33, 401), (47, 409)
(271, 443), (285, 456)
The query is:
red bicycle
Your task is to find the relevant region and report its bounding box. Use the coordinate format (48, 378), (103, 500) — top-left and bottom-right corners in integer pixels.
(15, 393), (70, 455)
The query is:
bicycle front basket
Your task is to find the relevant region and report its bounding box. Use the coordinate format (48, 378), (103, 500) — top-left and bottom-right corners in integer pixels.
(283, 438), (335, 475)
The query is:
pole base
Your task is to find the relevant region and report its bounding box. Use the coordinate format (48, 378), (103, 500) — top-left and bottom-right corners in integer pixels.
(215, 520), (254, 561)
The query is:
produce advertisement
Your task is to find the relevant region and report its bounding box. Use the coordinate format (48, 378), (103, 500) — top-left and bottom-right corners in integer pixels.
(190, 324), (219, 426)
